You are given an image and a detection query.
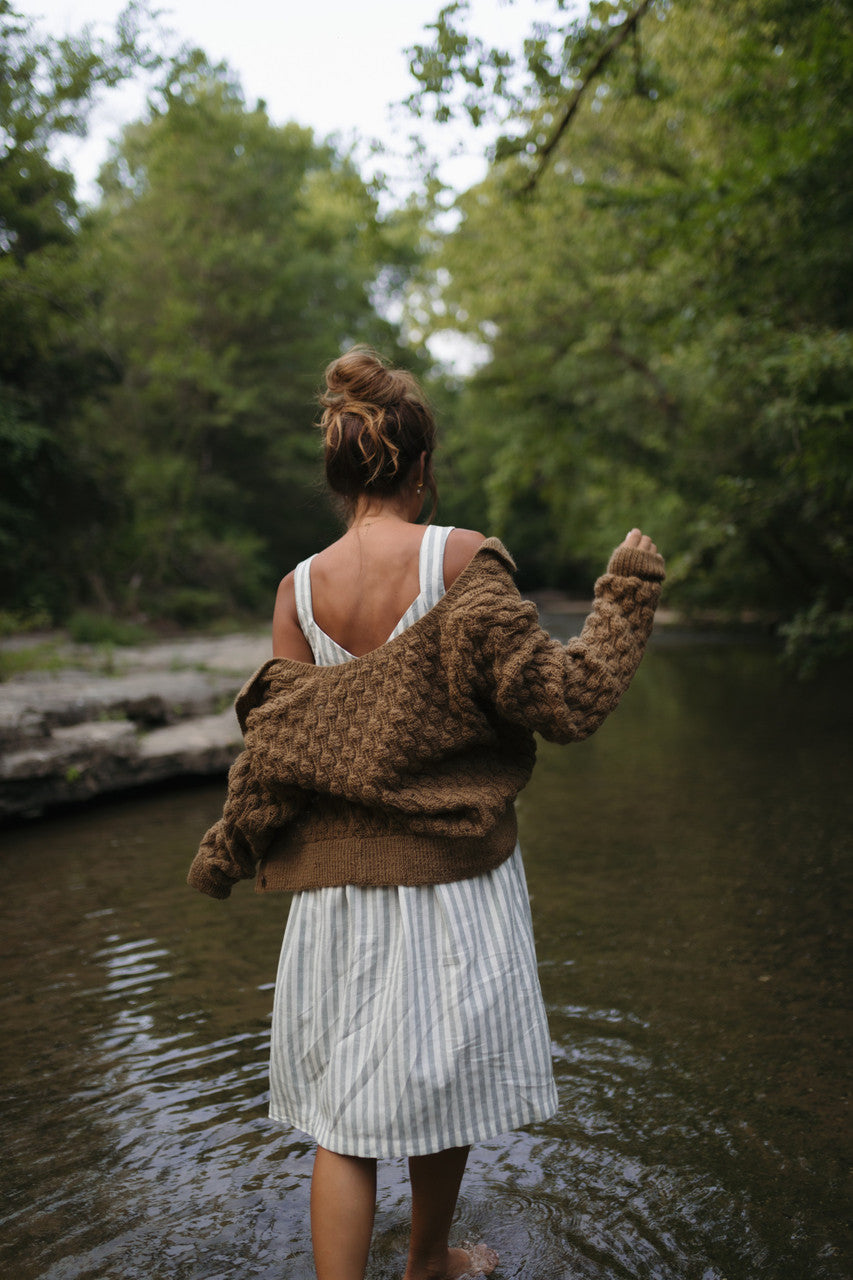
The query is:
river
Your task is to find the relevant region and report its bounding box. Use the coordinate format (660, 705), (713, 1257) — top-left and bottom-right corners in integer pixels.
(0, 628), (850, 1279)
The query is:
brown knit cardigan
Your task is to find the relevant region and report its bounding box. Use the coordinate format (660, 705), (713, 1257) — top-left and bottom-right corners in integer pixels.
(187, 538), (664, 899)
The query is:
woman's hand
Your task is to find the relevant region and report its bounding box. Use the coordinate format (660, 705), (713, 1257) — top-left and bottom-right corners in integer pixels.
(617, 527), (659, 557)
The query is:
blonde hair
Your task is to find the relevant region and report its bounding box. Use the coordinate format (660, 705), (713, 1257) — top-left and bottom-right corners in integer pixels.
(319, 346), (437, 511)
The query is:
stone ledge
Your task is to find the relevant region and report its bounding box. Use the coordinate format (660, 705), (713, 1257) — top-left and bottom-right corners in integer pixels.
(0, 633), (262, 820)
(0, 669), (238, 749)
(0, 720), (138, 781)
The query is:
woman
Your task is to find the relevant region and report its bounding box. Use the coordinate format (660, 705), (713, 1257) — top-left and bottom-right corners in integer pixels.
(188, 346), (664, 1280)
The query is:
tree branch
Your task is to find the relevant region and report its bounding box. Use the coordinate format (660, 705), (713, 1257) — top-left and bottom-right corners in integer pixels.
(521, 0), (656, 193)
(607, 331), (683, 429)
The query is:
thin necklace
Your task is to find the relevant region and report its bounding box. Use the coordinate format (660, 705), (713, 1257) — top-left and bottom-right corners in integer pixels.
(353, 514), (406, 531)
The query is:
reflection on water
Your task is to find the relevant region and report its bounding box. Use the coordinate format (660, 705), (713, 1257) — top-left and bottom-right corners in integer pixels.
(0, 635), (850, 1279)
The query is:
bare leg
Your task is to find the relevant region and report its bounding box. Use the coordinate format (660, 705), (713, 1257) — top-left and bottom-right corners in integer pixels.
(403, 1146), (498, 1280)
(310, 1145), (377, 1280)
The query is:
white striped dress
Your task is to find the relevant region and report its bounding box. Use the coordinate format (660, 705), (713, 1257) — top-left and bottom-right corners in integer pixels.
(268, 524), (558, 1157)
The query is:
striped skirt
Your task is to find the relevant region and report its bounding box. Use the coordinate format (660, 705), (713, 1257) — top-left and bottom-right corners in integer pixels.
(268, 845), (557, 1158)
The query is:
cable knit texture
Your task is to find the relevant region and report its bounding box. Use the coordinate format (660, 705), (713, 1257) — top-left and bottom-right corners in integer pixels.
(187, 538), (665, 898)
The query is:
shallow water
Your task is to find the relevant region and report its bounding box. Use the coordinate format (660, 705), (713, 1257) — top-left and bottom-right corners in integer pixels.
(0, 631), (850, 1279)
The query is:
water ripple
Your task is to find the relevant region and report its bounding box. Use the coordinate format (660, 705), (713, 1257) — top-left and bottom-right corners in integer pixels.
(1, 725), (850, 1280)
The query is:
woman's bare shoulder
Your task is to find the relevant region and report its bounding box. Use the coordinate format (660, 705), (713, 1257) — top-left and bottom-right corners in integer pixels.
(272, 571), (314, 662)
(443, 527), (488, 589)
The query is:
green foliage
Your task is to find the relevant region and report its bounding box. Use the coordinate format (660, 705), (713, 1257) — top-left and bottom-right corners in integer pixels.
(81, 53), (416, 616)
(779, 600), (853, 679)
(0, 606), (52, 636)
(66, 611), (149, 645)
(0, 640), (65, 681)
(1, 18), (423, 626)
(0, 1), (159, 254)
(7, 0), (848, 663)
(0, 2), (162, 619)
(408, 0), (853, 654)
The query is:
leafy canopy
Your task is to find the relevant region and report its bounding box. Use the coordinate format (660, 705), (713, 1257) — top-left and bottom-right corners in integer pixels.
(407, 0), (853, 664)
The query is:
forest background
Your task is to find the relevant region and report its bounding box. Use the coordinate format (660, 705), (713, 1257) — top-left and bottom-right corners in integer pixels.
(2, 0), (851, 672)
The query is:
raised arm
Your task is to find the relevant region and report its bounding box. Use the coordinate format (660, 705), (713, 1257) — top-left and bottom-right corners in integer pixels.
(477, 529), (665, 744)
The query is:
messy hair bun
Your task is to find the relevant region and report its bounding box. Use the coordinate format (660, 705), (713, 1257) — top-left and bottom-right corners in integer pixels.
(319, 345), (437, 513)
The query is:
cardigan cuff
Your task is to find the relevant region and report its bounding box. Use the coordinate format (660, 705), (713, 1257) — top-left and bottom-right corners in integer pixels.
(187, 855), (234, 899)
(606, 544), (666, 582)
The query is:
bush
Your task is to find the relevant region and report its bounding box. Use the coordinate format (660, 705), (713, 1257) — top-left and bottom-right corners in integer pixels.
(0, 608), (53, 637)
(67, 611), (149, 646)
(779, 601), (853, 678)
(157, 588), (226, 629)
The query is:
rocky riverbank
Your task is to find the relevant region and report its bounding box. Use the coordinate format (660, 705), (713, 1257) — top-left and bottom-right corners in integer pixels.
(0, 633), (270, 821)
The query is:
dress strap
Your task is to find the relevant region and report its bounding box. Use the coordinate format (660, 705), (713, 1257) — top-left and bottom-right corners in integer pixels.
(293, 556), (318, 641)
(293, 554), (354, 664)
(418, 525), (455, 610)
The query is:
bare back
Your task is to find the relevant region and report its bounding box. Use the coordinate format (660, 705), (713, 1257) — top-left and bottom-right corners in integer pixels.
(273, 524), (485, 662)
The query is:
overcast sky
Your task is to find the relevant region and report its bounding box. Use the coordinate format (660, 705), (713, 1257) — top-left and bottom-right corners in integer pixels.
(21, 0), (545, 201)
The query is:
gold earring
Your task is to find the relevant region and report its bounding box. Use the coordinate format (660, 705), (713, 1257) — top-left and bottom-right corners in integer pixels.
(416, 483), (424, 495)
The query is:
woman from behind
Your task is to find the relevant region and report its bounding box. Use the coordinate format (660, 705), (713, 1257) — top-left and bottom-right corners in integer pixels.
(188, 345), (665, 1280)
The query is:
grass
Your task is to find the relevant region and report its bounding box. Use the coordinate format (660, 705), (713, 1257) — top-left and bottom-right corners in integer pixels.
(0, 609), (269, 684)
(0, 642), (68, 682)
(66, 611), (151, 646)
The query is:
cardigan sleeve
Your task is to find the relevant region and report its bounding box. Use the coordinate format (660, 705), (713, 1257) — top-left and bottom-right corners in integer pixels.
(474, 545), (665, 744)
(187, 747), (306, 899)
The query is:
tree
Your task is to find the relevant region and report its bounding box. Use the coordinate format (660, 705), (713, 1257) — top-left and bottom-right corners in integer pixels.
(407, 0), (853, 659)
(82, 53), (419, 620)
(0, 1), (161, 617)
(1, 11), (422, 625)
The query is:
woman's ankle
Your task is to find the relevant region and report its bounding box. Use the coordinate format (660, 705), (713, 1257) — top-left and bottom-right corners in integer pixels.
(402, 1245), (449, 1280)
(404, 1243), (491, 1280)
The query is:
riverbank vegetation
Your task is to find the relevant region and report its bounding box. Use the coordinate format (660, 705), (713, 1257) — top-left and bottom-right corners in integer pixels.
(2, 0), (851, 670)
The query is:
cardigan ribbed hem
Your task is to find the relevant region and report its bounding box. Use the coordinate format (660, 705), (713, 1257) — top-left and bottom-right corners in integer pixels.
(255, 804), (519, 892)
